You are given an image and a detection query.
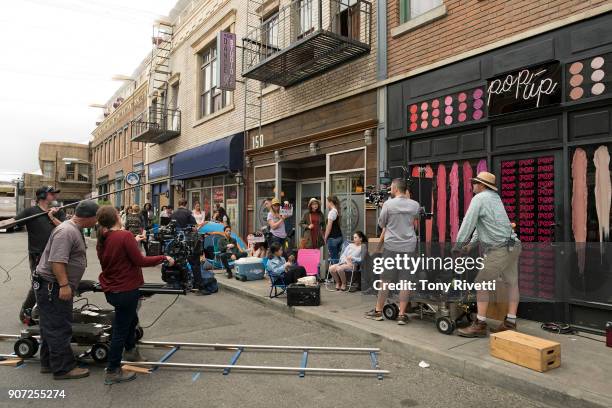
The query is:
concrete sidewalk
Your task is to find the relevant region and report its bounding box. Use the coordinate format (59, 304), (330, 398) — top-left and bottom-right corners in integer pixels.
(212, 271), (612, 408)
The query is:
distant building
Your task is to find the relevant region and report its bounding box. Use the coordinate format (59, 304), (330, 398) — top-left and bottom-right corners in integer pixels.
(22, 141), (92, 213)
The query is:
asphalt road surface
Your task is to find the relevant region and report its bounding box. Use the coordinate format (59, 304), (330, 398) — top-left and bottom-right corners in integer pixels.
(0, 231), (551, 408)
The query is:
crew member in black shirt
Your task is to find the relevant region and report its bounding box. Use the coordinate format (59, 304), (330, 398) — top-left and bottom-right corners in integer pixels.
(170, 199), (197, 228)
(14, 186), (65, 323)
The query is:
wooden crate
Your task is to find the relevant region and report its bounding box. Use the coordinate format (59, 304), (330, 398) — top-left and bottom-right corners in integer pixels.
(490, 331), (561, 372)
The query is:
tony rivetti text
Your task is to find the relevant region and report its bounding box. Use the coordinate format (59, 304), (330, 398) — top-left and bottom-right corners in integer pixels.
(372, 279), (496, 292)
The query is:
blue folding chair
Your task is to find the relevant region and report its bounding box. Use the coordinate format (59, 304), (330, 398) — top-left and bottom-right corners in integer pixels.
(268, 273), (287, 298)
(203, 234), (235, 270)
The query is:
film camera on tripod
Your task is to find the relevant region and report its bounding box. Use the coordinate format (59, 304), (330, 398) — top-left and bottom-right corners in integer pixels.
(148, 220), (202, 290)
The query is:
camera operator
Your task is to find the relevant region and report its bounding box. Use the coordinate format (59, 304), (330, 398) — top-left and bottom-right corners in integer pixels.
(95, 206), (174, 385)
(218, 225), (247, 279)
(13, 186), (65, 324)
(364, 178), (420, 325)
(34, 201), (98, 380)
(171, 199), (197, 228)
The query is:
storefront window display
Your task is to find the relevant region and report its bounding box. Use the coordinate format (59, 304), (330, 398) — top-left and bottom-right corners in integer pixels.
(186, 175), (239, 230)
(255, 181), (275, 230)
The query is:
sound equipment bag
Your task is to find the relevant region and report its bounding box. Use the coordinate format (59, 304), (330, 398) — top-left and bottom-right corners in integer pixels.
(287, 284), (320, 306)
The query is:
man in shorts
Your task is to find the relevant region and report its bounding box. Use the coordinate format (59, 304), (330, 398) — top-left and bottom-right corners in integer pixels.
(365, 179), (420, 325)
(453, 171), (521, 337)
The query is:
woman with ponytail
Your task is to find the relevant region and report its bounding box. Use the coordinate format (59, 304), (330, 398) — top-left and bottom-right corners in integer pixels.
(95, 206), (175, 385)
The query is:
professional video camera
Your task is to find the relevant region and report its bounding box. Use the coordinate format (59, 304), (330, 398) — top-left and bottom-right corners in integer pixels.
(150, 220), (201, 290)
(365, 185), (391, 207)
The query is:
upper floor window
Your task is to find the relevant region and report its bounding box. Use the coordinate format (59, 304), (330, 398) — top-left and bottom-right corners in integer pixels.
(399, 0), (442, 24)
(78, 164), (89, 182)
(336, 0), (359, 40)
(65, 163), (75, 180)
(42, 161), (54, 179)
(262, 10), (279, 58)
(199, 41), (232, 119)
(297, 0), (314, 38)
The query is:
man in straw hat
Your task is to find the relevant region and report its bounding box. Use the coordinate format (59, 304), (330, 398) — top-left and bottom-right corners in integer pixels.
(453, 171), (521, 337)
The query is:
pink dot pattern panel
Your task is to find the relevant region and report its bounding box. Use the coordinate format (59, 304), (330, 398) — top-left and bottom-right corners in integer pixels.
(501, 156), (557, 300)
(407, 87), (486, 134)
(566, 53), (610, 100)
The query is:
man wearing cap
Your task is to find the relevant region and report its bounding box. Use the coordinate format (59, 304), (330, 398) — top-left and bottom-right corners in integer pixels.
(13, 186), (65, 324)
(34, 200), (98, 379)
(453, 172), (521, 337)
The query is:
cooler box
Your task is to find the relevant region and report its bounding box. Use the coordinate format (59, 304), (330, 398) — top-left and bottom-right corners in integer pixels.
(287, 284), (320, 306)
(234, 257), (265, 281)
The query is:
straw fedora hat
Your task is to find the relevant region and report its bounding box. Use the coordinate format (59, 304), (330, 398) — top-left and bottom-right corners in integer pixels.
(270, 198), (281, 206)
(471, 171), (498, 191)
(308, 197), (320, 207)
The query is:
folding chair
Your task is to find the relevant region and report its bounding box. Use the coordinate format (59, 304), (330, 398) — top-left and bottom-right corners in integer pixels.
(203, 234), (235, 270)
(268, 273), (287, 298)
(345, 245), (368, 293)
(296, 249), (321, 278)
(323, 240), (349, 291)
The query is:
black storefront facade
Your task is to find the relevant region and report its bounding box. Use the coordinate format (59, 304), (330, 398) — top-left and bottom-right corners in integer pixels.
(386, 13), (612, 332)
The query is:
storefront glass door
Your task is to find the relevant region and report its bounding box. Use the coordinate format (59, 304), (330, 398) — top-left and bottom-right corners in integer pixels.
(297, 180), (325, 246)
(330, 172), (365, 240)
(188, 191), (201, 211)
(281, 180), (297, 243)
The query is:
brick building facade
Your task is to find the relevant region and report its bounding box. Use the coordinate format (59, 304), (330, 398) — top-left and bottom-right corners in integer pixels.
(91, 80), (148, 209)
(141, 0), (380, 237)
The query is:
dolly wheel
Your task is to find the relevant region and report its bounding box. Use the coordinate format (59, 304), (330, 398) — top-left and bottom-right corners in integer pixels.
(383, 303), (399, 320)
(134, 326), (144, 341)
(14, 337), (39, 358)
(91, 343), (110, 363)
(436, 317), (456, 335)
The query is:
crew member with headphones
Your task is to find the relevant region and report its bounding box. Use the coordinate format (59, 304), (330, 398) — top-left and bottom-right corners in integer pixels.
(13, 186), (65, 324)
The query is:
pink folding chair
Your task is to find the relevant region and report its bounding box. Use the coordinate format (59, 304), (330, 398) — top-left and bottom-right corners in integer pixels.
(297, 249), (321, 277)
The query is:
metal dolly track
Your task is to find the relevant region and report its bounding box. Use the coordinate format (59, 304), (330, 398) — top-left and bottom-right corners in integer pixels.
(1, 335), (388, 379)
(128, 341), (388, 379)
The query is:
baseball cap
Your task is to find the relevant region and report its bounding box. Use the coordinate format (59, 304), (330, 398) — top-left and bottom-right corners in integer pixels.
(36, 186), (61, 196)
(74, 200), (99, 218)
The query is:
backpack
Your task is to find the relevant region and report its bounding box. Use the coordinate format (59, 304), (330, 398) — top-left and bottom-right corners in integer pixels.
(200, 265), (218, 294)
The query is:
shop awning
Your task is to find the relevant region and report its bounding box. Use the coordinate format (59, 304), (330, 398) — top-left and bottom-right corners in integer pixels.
(172, 133), (244, 180)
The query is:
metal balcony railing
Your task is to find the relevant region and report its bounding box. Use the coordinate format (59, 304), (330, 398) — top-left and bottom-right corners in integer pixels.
(131, 106), (181, 144)
(243, 0), (372, 87)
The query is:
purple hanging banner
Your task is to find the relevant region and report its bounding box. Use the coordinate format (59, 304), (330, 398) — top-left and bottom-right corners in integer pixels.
(217, 31), (236, 91)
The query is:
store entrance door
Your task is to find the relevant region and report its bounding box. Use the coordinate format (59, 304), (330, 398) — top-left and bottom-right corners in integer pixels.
(297, 180), (325, 246)
(493, 150), (564, 322)
(330, 172), (365, 240)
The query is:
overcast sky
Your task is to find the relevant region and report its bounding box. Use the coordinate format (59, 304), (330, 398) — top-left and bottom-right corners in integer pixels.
(0, 0), (178, 175)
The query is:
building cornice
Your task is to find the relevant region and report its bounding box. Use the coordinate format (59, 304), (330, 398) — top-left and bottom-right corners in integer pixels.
(91, 82), (148, 144)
